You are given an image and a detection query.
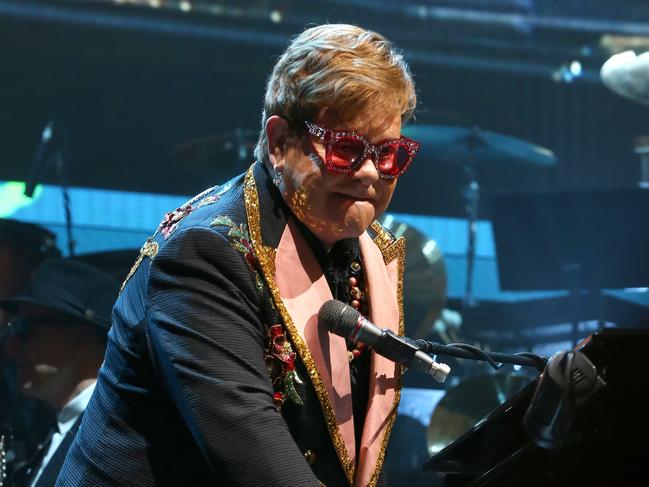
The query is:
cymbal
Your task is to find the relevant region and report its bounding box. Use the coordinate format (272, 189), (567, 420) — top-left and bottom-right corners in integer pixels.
(600, 50), (649, 106)
(427, 372), (532, 456)
(402, 125), (557, 168)
(379, 215), (447, 338)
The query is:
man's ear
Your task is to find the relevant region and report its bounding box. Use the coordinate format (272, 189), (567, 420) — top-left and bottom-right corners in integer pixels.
(265, 115), (290, 171)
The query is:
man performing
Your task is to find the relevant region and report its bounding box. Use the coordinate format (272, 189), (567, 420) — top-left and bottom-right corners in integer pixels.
(58, 23), (420, 486)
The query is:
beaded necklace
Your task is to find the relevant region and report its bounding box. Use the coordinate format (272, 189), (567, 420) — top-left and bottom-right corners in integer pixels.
(295, 225), (370, 363)
(346, 259), (368, 362)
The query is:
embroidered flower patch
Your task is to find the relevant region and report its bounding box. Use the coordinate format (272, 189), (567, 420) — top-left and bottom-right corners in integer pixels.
(158, 194), (223, 240)
(265, 324), (303, 408)
(211, 215), (264, 294)
(159, 205), (194, 239)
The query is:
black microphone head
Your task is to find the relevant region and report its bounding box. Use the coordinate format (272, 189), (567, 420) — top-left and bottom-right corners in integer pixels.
(318, 299), (360, 337)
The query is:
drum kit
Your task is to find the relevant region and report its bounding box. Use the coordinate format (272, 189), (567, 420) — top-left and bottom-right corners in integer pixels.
(389, 46), (649, 471)
(401, 124), (557, 310)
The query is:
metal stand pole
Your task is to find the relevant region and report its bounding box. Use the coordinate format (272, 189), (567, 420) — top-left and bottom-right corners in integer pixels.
(460, 126), (486, 309)
(55, 154), (75, 257)
(562, 262), (583, 348)
(463, 164), (479, 309)
(52, 120), (75, 257)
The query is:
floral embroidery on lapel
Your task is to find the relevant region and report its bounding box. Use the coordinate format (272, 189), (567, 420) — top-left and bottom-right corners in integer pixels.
(265, 324), (303, 408)
(211, 215), (303, 407)
(211, 215), (264, 294)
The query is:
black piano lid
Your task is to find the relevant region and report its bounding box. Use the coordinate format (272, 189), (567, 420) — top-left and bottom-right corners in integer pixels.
(424, 328), (649, 486)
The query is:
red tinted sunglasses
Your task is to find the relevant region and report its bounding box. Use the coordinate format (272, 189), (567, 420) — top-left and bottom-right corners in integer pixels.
(304, 121), (420, 179)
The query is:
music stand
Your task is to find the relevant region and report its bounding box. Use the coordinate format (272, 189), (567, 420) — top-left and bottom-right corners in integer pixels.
(489, 188), (649, 343)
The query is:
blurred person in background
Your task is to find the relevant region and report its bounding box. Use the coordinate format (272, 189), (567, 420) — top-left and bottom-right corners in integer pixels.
(0, 219), (60, 327)
(1, 258), (119, 487)
(58, 23), (420, 487)
(0, 219), (61, 487)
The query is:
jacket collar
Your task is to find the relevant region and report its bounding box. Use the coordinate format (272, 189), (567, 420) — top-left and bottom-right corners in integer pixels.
(244, 163), (405, 487)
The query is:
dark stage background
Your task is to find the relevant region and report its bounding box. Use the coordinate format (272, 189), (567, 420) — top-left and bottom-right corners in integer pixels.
(1, 1), (649, 485)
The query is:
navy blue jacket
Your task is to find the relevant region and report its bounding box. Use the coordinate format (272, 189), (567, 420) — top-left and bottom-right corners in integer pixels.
(56, 163), (404, 487)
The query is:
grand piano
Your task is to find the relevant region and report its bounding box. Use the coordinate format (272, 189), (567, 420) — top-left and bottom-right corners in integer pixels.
(423, 328), (649, 486)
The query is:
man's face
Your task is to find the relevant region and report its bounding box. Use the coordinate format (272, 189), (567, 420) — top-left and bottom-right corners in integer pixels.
(4, 304), (88, 406)
(279, 109), (402, 248)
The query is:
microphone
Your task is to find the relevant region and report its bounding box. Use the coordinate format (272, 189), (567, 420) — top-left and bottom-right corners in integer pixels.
(523, 350), (605, 449)
(24, 120), (56, 197)
(318, 300), (450, 383)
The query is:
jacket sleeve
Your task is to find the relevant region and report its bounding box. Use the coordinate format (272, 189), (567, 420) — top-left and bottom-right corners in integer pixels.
(144, 226), (321, 486)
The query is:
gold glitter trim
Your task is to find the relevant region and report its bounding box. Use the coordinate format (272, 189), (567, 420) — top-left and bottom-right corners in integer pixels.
(382, 236), (405, 265)
(392, 237), (406, 335)
(119, 238), (159, 294)
(367, 234), (406, 487)
(243, 165), (355, 485)
(370, 220), (405, 265)
(370, 221), (393, 250)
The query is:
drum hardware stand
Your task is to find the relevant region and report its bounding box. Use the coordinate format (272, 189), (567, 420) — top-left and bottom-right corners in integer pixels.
(461, 127), (485, 309)
(562, 262), (584, 348)
(54, 143), (75, 258)
(562, 266), (605, 348)
(635, 135), (649, 189)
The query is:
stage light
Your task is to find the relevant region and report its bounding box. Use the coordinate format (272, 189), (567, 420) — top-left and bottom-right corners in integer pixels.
(270, 10), (282, 23)
(569, 60), (582, 77)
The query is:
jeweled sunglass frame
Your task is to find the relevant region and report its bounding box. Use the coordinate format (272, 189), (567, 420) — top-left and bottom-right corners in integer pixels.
(304, 121), (420, 179)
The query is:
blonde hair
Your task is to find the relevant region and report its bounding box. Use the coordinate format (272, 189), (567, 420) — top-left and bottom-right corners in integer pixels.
(254, 24), (417, 164)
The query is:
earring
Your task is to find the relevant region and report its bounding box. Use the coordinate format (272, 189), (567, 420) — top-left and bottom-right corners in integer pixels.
(272, 166), (283, 186)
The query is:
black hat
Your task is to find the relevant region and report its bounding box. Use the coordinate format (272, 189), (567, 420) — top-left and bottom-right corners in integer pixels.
(0, 258), (120, 331)
(0, 218), (60, 258)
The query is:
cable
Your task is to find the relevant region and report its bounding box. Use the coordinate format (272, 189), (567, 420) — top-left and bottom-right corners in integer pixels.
(415, 339), (547, 370)
(515, 352), (549, 370)
(446, 342), (504, 371)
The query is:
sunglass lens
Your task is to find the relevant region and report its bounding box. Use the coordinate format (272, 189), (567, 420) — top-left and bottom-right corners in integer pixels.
(330, 138), (366, 169)
(377, 142), (411, 176)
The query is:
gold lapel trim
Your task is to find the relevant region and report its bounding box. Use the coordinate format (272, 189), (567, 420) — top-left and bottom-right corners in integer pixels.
(370, 220), (404, 265)
(243, 166), (355, 485)
(366, 236), (406, 487)
(369, 219), (406, 343)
